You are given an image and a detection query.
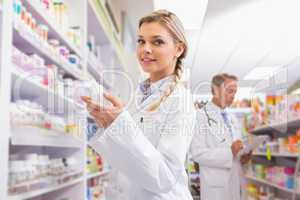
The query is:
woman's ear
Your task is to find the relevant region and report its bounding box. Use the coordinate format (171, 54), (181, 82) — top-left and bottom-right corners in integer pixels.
(175, 42), (185, 58)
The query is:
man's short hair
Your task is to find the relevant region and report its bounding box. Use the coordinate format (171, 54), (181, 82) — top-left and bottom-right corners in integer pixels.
(211, 73), (238, 94)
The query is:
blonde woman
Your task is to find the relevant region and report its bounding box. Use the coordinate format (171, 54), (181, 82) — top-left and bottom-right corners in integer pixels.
(83, 10), (196, 200)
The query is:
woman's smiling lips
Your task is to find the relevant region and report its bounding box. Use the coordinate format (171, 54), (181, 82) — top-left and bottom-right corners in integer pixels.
(141, 57), (156, 65)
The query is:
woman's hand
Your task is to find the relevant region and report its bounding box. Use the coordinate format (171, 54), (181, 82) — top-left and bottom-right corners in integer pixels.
(81, 94), (124, 128)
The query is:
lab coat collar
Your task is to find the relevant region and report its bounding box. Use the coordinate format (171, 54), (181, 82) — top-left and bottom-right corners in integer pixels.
(137, 75), (175, 105)
(207, 101), (228, 113)
(132, 75), (176, 114)
(139, 75), (175, 95)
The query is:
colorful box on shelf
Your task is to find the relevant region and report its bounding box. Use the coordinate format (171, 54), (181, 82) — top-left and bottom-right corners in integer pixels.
(12, 46), (58, 89)
(12, 46), (88, 114)
(87, 176), (106, 200)
(13, 23), (83, 80)
(267, 95), (300, 125)
(246, 164), (296, 190)
(13, 0), (84, 81)
(13, 0), (82, 56)
(86, 147), (103, 175)
(254, 131), (300, 156)
(244, 94), (300, 132)
(246, 182), (282, 200)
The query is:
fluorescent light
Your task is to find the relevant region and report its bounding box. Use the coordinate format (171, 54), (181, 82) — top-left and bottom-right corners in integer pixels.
(244, 66), (282, 80)
(154, 0), (208, 30)
(291, 88), (300, 95)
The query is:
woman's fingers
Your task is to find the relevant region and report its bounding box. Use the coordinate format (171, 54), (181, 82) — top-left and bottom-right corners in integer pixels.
(104, 93), (123, 108)
(90, 110), (106, 127)
(81, 96), (92, 103)
(83, 96), (122, 129)
(86, 101), (102, 112)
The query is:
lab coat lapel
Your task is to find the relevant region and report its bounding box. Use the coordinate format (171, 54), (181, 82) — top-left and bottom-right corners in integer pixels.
(206, 102), (232, 145)
(129, 77), (173, 147)
(131, 75), (174, 115)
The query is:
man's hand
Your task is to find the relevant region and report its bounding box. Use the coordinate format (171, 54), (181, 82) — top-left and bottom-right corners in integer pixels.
(240, 151), (252, 165)
(231, 140), (243, 158)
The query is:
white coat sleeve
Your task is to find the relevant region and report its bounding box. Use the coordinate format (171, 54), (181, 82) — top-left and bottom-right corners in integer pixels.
(88, 92), (196, 193)
(190, 111), (233, 169)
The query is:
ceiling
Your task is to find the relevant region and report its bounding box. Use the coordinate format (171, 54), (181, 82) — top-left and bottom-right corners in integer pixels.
(189, 0), (300, 94)
(114, 0), (300, 95)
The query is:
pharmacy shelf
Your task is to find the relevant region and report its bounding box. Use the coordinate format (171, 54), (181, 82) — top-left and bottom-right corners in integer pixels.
(253, 151), (299, 158)
(8, 177), (84, 200)
(22, 0), (82, 57)
(13, 25), (83, 80)
(11, 125), (83, 148)
(10, 171), (83, 189)
(11, 68), (84, 112)
(87, 60), (111, 89)
(87, 1), (110, 47)
(245, 175), (297, 194)
(251, 117), (300, 134)
(88, 0), (127, 71)
(87, 169), (111, 180)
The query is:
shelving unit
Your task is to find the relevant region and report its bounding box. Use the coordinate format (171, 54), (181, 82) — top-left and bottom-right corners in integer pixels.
(87, 0), (117, 90)
(251, 117), (300, 135)
(0, 1), (13, 199)
(87, 169), (110, 180)
(245, 175), (297, 194)
(12, 27), (84, 80)
(88, 0), (127, 70)
(8, 177), (84, 200)
(87, 58), (111, 90)
(249, 117), (300, 200)
(11, 68), (84, 112)
(11, 125), (83, 148)
(253, 151), (300, 158)
(0, 0), (129, 199)
(22, 0), (82, 57)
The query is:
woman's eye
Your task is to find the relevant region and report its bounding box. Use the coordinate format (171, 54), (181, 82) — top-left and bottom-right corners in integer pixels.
(137, 39), (145, 44)
(153, 39), (164, 46)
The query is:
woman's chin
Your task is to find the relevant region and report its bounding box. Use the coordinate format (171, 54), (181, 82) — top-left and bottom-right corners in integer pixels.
(141, 66), (155, 73)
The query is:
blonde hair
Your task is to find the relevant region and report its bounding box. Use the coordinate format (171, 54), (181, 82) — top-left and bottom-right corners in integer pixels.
(139, 10), (188, 111)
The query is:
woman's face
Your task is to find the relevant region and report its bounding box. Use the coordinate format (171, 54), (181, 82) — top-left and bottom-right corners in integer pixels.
(137, 22), (184, 79)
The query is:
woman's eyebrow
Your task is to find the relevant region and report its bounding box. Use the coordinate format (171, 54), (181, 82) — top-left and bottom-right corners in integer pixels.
(138, 35), (164, 39)
(152, 35), (163, 39)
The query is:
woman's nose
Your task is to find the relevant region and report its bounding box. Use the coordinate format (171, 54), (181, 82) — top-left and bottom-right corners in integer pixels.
(143, 43), (152, 54)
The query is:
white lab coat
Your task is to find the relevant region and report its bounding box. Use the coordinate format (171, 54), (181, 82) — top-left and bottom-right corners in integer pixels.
(190, 101), (243, 200)
(89, 76), (196, 200)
